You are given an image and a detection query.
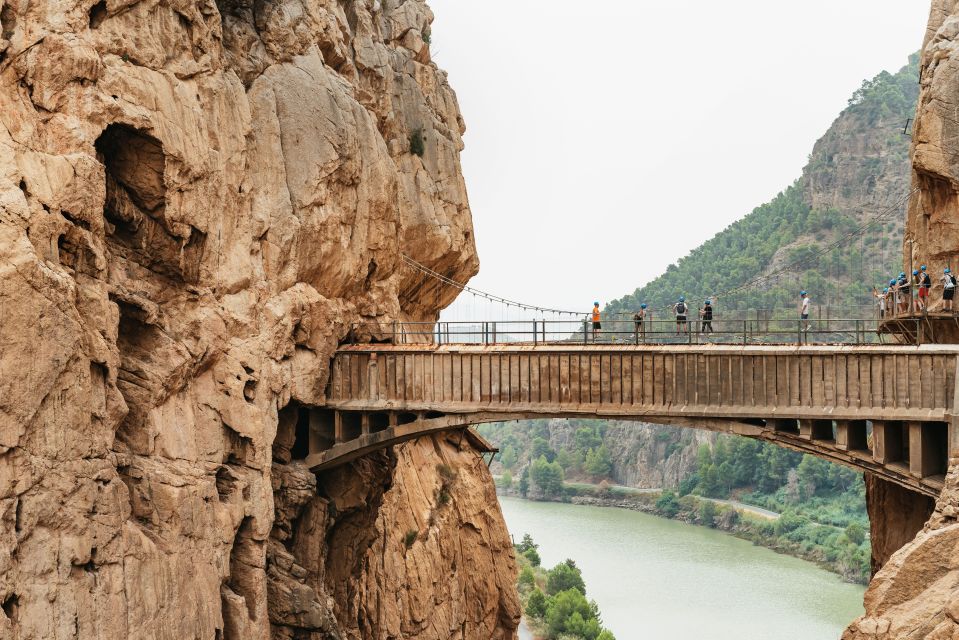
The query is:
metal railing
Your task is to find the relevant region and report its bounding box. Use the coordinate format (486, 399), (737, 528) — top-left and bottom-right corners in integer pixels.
(346, 315), (921, 347)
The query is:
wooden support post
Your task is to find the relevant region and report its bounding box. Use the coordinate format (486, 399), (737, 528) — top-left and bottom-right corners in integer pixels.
(910, 422), (947, 478)
(334, 411), (344, 444)
(835, 420), (849, 450)
(361, 413), (371, 437)
(873, 421), (903, 464)
(798, 419), (813, 439)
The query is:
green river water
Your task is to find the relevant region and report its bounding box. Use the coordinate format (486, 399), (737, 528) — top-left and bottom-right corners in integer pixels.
(499, 496), (865, 640)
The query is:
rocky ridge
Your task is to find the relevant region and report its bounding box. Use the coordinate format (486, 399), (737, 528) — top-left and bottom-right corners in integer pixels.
(0, 0), (518, 638)
(845, 2), (959, 638)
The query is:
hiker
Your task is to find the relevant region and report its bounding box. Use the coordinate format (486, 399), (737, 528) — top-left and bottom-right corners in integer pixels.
(943, 268), (956, 313)
(799, 291), (811, 332)
(591, 301), (602, 341)
(889, 278), (899, 316)
(700, 299), (714, 334)
(897, 272), (910, 314)
(673, 296), (689, 335)
(873, 287), (888, 319)
(633, 303), (648, 342)
(918, 266), (931, 312)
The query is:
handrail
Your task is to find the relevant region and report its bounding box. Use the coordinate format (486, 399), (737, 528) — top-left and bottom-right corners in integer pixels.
(345, 316), (921, 347)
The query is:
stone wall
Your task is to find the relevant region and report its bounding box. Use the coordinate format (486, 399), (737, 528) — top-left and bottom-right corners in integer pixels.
(0, 0), (517, 638)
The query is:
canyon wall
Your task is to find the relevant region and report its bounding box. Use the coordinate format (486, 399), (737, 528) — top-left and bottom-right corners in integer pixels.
(0, 0), (519, 638)
(845, 2), (959, 637)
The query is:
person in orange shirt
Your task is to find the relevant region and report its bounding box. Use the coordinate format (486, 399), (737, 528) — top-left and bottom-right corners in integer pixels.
(592, 302), (602, 341)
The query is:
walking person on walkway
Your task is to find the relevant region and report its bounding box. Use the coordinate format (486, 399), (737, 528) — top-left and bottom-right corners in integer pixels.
(673, 296), (689, 336)
(873, 287), (888, 319)
(897, 272), (911, 314)
(889, 279), (899, 316)
(633, 303), (648, 342)
(591, 302), (602, 341)
(918, 266), (931, 312)
(799, 291), (811, 332)
(700, 299), (714, 334)
(942, 268), (956, 313)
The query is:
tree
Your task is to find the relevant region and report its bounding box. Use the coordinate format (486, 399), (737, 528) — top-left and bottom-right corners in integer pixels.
(518, 566), (535, 588)
(497, 471), (512, 489)
(845, 522), (866, 546)
(698, 500), (718, 527)
(525, 588), (547, 618)
(546, 560), (586, 596)
(545, 588), (594, 638)
(518, 467), (530, 497)
(516, 533), (538, 554)
(656, 490), (680, 518)
(597, 631), (617, 640)
(584, 445), (613, 479)
(499, 445), (517, 471)
(530, 456), (564, 497)
(523, 547), (541, 567)
(530, 437), (556, 463)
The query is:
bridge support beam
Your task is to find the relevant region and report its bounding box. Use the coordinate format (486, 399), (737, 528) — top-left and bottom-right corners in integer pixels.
(909, 421), (948, 479)
(309, 409), (336, 455)
(873, 421), (905, 466)
(836, 420), (868, 452)
(800, 419), (834, 442)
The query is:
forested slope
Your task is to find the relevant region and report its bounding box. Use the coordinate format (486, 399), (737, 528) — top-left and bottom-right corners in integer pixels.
(606, 56), (918, 316)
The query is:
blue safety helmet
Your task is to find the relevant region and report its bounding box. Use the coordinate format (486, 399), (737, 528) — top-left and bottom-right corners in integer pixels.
(921, 265), (927, 271)
(679, 296), (685, 302)
(800, 291), (807, 296)
(947, 268), (952, 274)
(889, 279), (896, 286)
(900, 272), (906, 278)
(913, 270), (919, 276)
(593, 301), (599, 306)
(640, 303), (647, 309)
(883, 288), (889, 293)
(705, 300), (711, 305)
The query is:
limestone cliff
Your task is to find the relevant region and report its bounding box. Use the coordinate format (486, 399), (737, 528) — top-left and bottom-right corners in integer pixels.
(0, 0), (518, 638)
(844, 2), (959, 638)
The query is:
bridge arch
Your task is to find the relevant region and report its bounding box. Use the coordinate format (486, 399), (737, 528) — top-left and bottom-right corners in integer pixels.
(305, 344), (959, 499)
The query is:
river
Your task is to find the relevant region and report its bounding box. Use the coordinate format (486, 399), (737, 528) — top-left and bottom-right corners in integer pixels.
(500, 497), (865, 640)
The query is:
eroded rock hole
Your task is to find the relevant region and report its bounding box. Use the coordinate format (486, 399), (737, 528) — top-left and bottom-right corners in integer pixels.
(1, 3), (15, 41)
(88, 0), (107, 29)
(290, 406), (310, 460)
(2, 593), (19, 624)
(227, 517), (260, 622)
(275, 403), (335, 462)
(216, 466), (238, 501)
(113, 299), (163, 453)
(97, 124), (204, 283)
(223, 426), (252, 465)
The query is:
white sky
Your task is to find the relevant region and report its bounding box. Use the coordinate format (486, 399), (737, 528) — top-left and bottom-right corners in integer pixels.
(430, 0), (930, 318)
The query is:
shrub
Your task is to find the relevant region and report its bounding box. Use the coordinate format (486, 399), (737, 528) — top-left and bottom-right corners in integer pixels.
(525, 588), (547, 619)
(546, 560), (585, 596)
(518, 566), (535, 589)
(403, 529), (418, 549)
(698, 500), (718, 527)
(409, 129), (425, 157)
(523, 547), (541, 567)
(656, 490), (680, 518)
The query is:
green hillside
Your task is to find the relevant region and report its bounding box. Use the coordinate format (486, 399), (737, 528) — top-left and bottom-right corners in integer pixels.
(607, 55), (919, 318)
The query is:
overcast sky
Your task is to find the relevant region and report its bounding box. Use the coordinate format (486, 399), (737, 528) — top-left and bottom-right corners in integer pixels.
(430, 1), (930, 318)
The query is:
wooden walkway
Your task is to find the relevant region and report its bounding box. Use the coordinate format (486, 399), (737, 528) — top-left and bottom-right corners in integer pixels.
(302, 344), (959, 497)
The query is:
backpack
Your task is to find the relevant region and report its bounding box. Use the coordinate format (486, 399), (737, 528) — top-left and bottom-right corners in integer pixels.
(950, 274), (958, 288)
(676, 302), (686, 315)
(922, 273), (932, 287)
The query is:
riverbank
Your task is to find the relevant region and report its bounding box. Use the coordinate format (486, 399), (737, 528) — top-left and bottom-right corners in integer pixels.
(498, 483), (869, 584)
(500, 497), (865, 640)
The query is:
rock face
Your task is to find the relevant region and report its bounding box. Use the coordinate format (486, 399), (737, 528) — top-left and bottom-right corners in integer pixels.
(0, 0), (518, 638)
(845, 3), (959, 637)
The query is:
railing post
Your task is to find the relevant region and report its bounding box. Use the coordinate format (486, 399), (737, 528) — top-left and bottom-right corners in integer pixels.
(436, 323), (442, 346)
(743, 320), (747, 346)
(917, 318), (922, 346)
(392, 320), (397, 345)
(583, 319), (588, 344)
(542, 319), (546, 344)
(492, 321), (497, 345)
(797, 320), (802, 346)
(533, 320), (538, 346)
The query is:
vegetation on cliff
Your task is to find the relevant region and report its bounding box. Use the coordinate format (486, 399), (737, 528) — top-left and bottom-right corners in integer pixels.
(514, 534), (616, 640)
